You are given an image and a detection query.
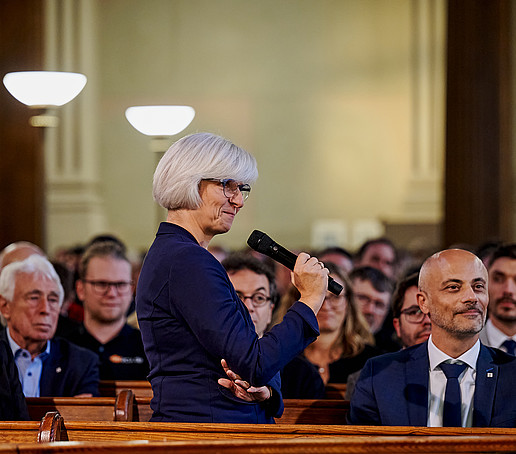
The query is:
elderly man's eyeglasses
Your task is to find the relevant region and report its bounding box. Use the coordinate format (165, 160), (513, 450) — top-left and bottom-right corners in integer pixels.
(83, 280), (133, 295)
(204, 179), (251, 202)
(236, 292), (271, 307)
(399, 306), (427, 324)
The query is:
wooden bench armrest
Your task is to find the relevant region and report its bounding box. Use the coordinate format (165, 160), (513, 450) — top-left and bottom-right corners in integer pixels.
(38, 412), (68, 442)
(115, 390), (134, 422)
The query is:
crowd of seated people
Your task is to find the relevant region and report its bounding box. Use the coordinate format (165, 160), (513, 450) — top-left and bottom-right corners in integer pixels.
(1, 234), (516, 428)
(0, 236), (149, 412)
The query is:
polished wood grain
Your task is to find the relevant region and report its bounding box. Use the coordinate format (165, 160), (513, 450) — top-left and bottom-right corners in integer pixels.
(10, 435), (516, 454)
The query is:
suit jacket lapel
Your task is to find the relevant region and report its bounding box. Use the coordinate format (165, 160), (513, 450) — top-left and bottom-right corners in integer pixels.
(406, 342), (430, 426)
(473, 344), (497, 427)
(39, 340), (58, 396)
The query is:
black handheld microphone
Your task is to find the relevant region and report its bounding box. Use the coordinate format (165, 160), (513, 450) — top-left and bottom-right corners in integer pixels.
(247, 230), (343, 296)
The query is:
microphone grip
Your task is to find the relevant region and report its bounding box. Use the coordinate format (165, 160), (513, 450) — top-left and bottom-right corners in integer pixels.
(269, 244), (343, 296)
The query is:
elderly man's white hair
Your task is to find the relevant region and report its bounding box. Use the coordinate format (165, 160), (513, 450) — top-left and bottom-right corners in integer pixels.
(0, 255), (64, 307)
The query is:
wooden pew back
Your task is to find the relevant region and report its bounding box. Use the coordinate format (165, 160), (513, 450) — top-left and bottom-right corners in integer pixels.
(99, 380), (347, 400)
(99, 381), (153, 399)
(26, 390), (134, 422)
(132, 396), (349, 424)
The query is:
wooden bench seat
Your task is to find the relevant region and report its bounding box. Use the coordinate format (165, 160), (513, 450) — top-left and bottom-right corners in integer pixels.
(51, 419), (516, 442)
(4, 411), (516, 451)
(10, 434), (516, 454)
(0, 421), (42, 444)
(33, 412), (516, 443)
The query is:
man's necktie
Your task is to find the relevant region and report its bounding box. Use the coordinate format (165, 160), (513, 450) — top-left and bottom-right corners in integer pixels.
(502, 339), (516, 356)
(440, 362), (467, 427)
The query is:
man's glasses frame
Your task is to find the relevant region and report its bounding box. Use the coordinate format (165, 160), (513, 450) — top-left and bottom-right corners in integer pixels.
(83, 279), (133, 295)
(236, 292), (272, 308)
(399, 305), (427, 324)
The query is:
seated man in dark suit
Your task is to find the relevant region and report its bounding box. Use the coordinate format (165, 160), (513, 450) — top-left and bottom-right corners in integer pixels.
(0, 255), (99, 397)
(0, 338), (29, 420)
(349, 248), (516, 427)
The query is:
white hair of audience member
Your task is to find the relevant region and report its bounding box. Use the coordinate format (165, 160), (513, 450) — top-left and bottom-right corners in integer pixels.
(153, 132), (258, 210)
(0, 255), (64, 307)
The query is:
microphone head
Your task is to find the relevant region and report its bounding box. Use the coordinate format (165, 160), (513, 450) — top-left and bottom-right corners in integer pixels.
(247, 230), (274, 254)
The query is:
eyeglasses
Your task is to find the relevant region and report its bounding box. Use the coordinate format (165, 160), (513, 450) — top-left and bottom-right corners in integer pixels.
(204, 179), (251, 202)
(399, 306), (427, 324)
(236, 292), (272, 307)
(355, 292), (389, 312)
(83, 280), (133, 295)
(323, 293), (346, 308)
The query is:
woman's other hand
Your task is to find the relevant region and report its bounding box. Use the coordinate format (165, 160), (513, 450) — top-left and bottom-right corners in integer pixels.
(217, 359), (271, 402)
(292, 252), (328, 315)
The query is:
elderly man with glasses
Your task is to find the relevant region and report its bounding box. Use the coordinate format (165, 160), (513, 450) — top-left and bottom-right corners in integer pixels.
(0, 255), (99, 397)
(66, 241), (149, 380)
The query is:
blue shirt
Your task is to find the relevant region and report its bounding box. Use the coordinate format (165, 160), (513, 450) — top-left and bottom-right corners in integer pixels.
(7, 327), (50, 397)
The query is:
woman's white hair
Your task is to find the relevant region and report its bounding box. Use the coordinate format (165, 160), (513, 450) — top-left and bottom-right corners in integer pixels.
(153, 132), (259, 210)
(0, 255), (64, 306)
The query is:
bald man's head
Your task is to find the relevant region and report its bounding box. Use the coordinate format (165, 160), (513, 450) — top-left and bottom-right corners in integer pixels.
(0, 242), (45, 270)
(417, 249), (488, 341)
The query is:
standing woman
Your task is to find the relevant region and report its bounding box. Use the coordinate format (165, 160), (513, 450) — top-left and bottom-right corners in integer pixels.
(136, 132), (328, 423)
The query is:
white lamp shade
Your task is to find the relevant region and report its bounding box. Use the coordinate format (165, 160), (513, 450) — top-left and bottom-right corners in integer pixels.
(3, 71), (87, 107)
(125, 105), (195, 136)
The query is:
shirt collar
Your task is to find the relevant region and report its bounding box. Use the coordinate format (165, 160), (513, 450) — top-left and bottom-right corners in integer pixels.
(485, 318), (516, 347)
(6, 326), (51, 360)
(427, 334), (480, 371)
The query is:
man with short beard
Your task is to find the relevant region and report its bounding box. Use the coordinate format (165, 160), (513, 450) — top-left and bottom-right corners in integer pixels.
(349, 249), (516, 427)
(65, 241), (148, 380)
(479, 244), (516, 354)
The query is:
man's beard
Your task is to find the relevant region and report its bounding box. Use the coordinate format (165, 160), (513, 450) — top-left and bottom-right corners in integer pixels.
(431, 303), (485, 338)
(492, 297), (516, 323)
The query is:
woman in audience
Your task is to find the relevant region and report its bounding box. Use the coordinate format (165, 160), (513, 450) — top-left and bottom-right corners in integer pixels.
(136, 132), (328, 423)
(303, 262), (378, 384)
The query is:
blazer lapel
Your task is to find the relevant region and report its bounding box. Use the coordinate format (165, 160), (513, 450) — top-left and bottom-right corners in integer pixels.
(406, 342), (430, 426)
(473, 344), (497, 427)
(39, 340), (58, 397)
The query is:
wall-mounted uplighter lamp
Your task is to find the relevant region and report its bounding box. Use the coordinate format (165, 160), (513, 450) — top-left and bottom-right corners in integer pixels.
(125, 105), (195, 152)
(2, 71), (87, 127)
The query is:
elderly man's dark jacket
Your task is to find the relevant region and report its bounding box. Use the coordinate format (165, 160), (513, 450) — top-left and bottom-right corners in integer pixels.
(0, 338), (29, 420)
(1, 328), (100, 397)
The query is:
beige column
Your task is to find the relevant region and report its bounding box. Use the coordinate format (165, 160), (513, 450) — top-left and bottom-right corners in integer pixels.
(401, 0), (446, 222)
(44, 0), (106, 254)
